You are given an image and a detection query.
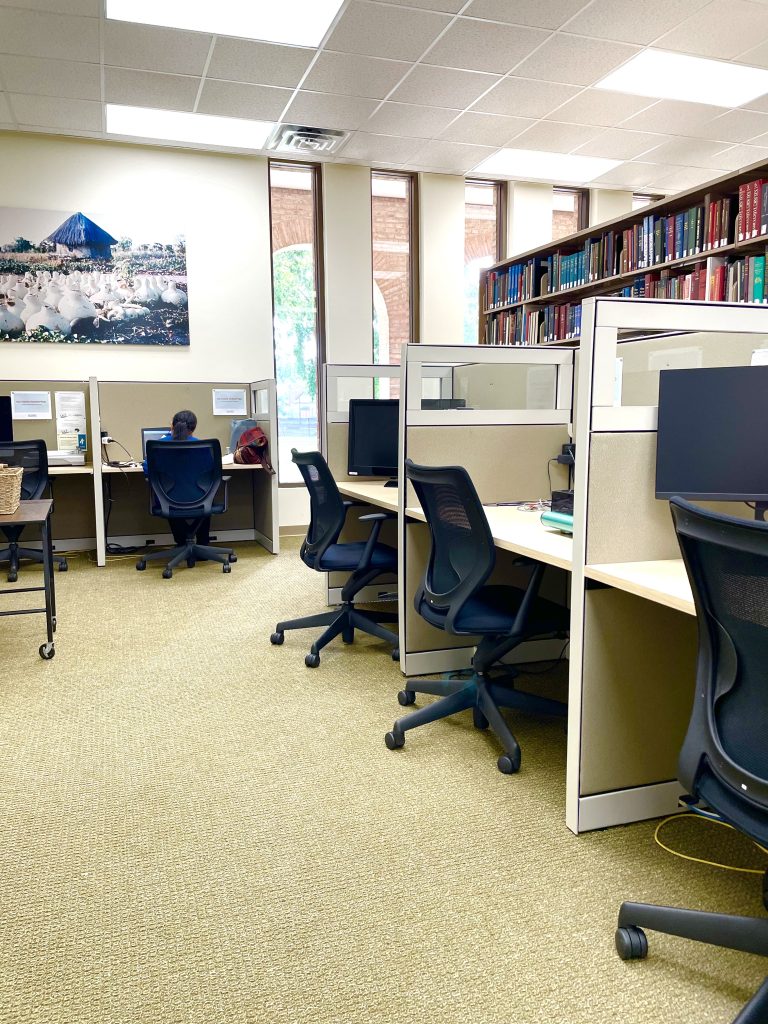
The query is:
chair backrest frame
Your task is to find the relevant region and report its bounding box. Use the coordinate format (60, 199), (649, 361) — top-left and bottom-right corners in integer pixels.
(146, 438), (223, 517)
(291, 449), (347, 565)
(0, 439), (49, 501)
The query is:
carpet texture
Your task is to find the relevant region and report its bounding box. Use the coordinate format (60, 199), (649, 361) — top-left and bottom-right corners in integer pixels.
(0, 540), (765, 1024)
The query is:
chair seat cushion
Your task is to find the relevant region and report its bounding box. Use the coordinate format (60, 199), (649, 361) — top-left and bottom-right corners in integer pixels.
(419, 583), (569, 636)
(153, 504), (225, 518)
(304, 541), (397, 572)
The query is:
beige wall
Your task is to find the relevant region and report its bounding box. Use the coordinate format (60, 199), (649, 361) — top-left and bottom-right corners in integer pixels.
(0, 133), (273, 384)
(418, 172), (464, 344)
(506, 181), (553, 257)
(589, 188), (633, 228)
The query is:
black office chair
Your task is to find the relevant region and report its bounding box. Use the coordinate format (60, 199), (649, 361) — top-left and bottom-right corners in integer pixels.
(385, 460), (568, 774)
(270, 449), (398, 667)
(136, 438), (235, 579)
(0, 439), (67, 583)
(615, 498), (768, 1023)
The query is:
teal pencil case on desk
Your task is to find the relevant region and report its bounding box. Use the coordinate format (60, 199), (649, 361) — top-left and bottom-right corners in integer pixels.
(540, 510), (574, 534)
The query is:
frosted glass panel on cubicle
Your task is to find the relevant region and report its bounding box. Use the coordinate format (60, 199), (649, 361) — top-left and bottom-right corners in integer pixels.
(452, 362), (557, 410)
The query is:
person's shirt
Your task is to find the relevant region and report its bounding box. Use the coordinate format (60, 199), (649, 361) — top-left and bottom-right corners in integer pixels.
(142, 433), (200, 475)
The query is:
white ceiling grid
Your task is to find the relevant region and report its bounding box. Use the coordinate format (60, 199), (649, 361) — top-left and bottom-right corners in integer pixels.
(3, 0), (768, 189)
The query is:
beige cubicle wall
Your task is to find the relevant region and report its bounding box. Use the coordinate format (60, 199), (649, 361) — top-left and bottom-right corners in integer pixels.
(398, 344), (574, 678)
(0, 378), (97, 548)
(96, 379), (278, 557)
(568, 297), (768, 835)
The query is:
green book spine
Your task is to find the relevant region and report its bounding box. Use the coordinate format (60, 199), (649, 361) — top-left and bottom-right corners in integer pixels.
(753, 255), (765, 303)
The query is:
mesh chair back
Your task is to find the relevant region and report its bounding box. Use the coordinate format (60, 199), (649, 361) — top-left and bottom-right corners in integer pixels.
(146, 439), (222, 517)
(671, 498), (768, 841)
(0, 439), (48, 500)
(292, 450), (346, 561)
(406, 459), (495, 632)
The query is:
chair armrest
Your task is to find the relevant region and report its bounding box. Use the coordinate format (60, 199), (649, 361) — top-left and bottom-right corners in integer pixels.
(214, 475), (230, 514)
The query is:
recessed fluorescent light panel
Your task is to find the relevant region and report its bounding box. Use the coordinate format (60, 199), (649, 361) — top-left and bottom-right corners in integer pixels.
(473, 149), (621, 185)
(595, 49), (768, 107)
(105, 0), (344, 48)
(106, 105), (274, 150)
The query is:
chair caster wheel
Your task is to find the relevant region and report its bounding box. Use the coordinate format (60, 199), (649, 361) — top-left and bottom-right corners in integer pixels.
(228, 553), (237, 563)
(497, 752), (520, 774)
(223, 563), (231, 573)
(58, 559), (68, 572)
(136, 560), (146, 571)
(385, 730), (404, 750)
(162, 568), (173, 579)
(8, 571), (17, 583)
(187, 557), (196, 568)
(305, 652), (320, 668)
(39, 643), (55, 660)
(392, 647), (400, 662)
(473, 707), (489, 730)
(397, 690), (415, 706)
(270, 631), (284, 645)
(615, 926), (648, 961)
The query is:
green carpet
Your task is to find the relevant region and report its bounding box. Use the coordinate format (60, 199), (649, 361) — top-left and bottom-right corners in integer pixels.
(0, 541), (765, 1024)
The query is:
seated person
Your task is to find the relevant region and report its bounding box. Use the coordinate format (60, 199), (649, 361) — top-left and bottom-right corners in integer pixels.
(143, 409), (210, 546)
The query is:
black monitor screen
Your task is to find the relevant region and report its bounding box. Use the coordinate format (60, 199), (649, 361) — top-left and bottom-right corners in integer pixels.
(655, 365), (768, 501)
(0, 396), (11, 442)
(347, 399), (399, 477)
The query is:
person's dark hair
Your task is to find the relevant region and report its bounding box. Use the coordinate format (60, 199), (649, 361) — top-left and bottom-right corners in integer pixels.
(171, 409), (197, 440)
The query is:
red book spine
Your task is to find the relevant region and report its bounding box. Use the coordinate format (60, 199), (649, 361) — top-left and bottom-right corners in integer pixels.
(739, 184), (747, 241)
(753, 180), (763, 237)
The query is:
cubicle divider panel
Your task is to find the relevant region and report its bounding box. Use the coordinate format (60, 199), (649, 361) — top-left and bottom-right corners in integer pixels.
(0, 379), (91, 452)
(251, 379), (279, 555)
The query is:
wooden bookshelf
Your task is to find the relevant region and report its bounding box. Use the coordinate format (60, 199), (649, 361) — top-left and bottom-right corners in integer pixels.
(480, 156), (768, 347)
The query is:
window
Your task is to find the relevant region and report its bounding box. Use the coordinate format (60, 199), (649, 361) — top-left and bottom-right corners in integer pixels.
(269, 162), (322, 484)
(552, 188), (587, 241)
(633, 192), (663, 210)
(371, 172), (414, 368)
(464, 180), (502, 343)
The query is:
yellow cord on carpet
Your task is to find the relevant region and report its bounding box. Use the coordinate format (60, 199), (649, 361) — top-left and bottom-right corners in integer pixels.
(655, 813), (768, 875)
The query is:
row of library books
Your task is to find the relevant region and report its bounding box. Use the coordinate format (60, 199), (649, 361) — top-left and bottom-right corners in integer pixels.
(483, 176), (768, 312)
(618, 253), (767, 303)
(482, 302), (582, 346)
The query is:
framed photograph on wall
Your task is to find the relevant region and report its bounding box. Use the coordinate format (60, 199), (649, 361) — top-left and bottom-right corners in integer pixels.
(0, 206), (189, 346)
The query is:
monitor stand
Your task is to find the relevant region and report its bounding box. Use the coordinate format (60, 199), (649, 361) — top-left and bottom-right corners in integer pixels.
(384, 478), (398, 488)
(755, 501), (768, 522)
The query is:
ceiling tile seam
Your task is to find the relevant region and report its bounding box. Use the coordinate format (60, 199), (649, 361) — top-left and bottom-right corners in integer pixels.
(274, 0), (355, 126)
(99, 3), (105, 133)
(193, 36), (217, 113)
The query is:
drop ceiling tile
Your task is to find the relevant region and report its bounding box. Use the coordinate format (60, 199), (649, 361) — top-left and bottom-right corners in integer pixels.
(641, 136), (750, 168)
(544, 89), (656, 127)
(104, 21), (212, 76)
(284, 91), (380, 130)
(0, 8), (99, 62)
(409, 139), (496, 172)
(472, 77), (580, 117)
(687, 108), (768, 143)
(366, 101), (461, 137)
(375, 0), (464, 9)
(590, 161), (661, 188)
(423, 19), (549, 75)
(713, 143), (768, 169)
(621, 100), (726, 135)
(437, 111), (533, 145)
(655, 0), (768, 59)
(207, 39), (314, 89)
(651, 165), (728, 191)
(563, 0), (708, 44)
(0, 94), (12, 123)
(573, 127), (668, 160)
(740, 90), (768, 113)
(197, 81), (291, 121)
(509, 120), (603, 153)
(9, 94), (102, 132)
(390, 65), (500, 108)
(339, 131), (425, 163)
(512, 35), (641, 86)
(105, 68), (200, 112)
(0, 0), (99, 11)
(0, 55), (100, 101)
(735, 40), (768, 70)
(464, 0), (588, 29)
(303, 52), (410, 99)
(325, 2), (451, 61)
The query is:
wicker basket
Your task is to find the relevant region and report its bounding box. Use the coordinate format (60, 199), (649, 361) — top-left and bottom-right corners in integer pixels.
(0, 463), (23, 515)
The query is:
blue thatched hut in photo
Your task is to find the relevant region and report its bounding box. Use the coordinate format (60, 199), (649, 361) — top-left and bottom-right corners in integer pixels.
(44, 212), (118, 259)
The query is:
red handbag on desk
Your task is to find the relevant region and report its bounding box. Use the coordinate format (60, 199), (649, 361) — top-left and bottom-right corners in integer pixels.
(233, 426), (275, 474)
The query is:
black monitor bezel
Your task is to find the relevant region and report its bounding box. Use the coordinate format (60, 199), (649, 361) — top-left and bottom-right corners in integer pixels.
(347, 398), (399, 477)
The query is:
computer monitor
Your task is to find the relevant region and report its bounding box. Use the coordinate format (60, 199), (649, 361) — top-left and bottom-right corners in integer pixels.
(347, 399), (399, 477)
(0, 396), (12, 442)
(142, 427), (169, 458)
(655, 365), (768, 513)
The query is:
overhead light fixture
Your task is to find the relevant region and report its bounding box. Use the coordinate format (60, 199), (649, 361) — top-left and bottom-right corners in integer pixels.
(472, 149), (621, 185)
(106, 105), (274, 150)
(105, 0), (344, 48)
(595, 49), (768, 107)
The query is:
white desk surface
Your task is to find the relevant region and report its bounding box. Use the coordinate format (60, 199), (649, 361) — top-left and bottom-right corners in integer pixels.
(337, 480), (399, 513)
(585, 559), (694, 617)
(48, 465), (94, 476)
(101, 462), (261, 474)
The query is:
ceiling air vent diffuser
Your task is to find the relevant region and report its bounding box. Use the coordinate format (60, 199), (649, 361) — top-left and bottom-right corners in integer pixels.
(266, 124), (349, 155)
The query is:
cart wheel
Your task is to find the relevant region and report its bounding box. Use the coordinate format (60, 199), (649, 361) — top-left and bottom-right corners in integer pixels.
(39, 643), (55, 660)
